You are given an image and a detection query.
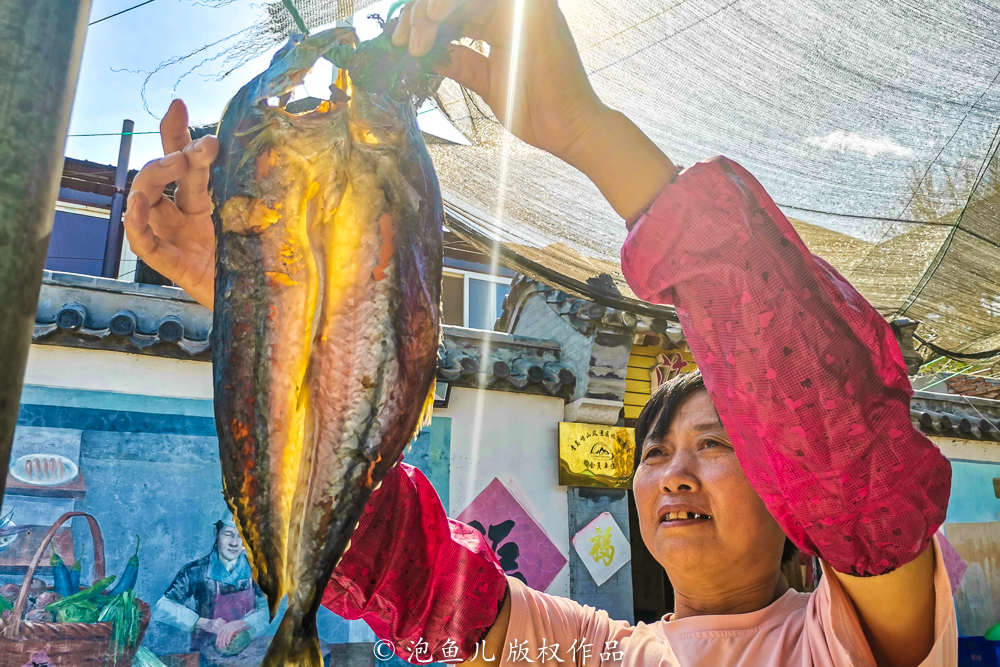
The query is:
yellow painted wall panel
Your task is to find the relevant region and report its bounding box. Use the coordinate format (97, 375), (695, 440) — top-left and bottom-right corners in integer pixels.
(624, 391), (651, 406)
(624, 404), (643, 419)
(624, 343), (697, 419)
(625, 378), (652, 395)
(629, 345), (663, 359)
(626, 366), (652, 381)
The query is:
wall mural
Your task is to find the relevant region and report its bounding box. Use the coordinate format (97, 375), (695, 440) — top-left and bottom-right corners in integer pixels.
(942, 459), (1000, 637)
(0, 386), (451, 667)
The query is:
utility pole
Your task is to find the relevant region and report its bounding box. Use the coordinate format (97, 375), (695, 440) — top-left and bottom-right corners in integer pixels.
(102, 118), (134, 279)
(0, 1), (92, 498)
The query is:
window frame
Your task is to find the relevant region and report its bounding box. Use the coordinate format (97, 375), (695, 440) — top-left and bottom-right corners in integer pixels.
(441, 267), (513, 329)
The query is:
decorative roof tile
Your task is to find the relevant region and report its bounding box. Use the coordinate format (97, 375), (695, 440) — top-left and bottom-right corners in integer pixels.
(438, 327), (575, 398)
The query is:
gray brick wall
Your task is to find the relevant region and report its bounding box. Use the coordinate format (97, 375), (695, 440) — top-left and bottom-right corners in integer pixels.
(567, 488), (634, 624)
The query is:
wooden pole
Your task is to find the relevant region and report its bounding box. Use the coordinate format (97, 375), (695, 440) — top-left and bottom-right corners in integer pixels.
(0, 0), (92, 495)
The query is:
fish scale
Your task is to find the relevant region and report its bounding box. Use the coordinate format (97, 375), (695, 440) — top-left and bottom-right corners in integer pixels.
(210, 26), (443, 667)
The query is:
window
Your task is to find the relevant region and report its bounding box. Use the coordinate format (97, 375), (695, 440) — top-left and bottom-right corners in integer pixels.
(440, 270), (512, 330)
(46, 202), (111, 277)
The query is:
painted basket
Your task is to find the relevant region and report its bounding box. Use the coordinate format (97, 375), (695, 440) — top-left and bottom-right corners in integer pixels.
(0, 512), (150, 667)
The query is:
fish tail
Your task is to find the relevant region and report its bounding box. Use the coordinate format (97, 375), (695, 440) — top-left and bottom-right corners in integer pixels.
(262, 612), (324, 667)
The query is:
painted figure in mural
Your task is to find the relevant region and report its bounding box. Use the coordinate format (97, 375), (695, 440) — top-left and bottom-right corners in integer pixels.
(152, 513), (269, 665)
(125, 1), (958, 665)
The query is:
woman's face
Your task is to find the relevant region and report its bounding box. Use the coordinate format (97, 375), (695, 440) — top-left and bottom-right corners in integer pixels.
(632, 390), (787, 585)
(217, 526), (245, 562)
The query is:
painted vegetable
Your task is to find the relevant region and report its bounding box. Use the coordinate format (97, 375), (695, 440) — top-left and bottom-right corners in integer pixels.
(219, 629), (252, 656)
(45, 574), (115, 613)
(69, 556), (81, 593)
(99, 590), (141, 666)
(51, 600), (97, 624)
(0, 583), (19, 602)
(50, 548), (72, 598)
(28, 578), (46, 598)
(33, 592), (60, 609)
(211, 17), (447, 667)
(24, 608), (53, 623)
(105, 535), (140, 596)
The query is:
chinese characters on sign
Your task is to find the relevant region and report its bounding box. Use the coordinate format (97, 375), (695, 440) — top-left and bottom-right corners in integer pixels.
(589, 526), (615, 566)
(571, 512), (632, 586)
(384, 638), (626, 664)
(558, 423), (636, 489)
(649, 352), (689, 391)
(455, 478), (567, 591)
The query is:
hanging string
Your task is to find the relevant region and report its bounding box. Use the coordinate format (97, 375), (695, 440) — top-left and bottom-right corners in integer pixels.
(914, 333), (1000, 362)
(282, 0), (309, 33)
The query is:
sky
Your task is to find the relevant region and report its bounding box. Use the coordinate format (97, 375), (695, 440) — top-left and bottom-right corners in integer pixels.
(67, 0), (467, 170)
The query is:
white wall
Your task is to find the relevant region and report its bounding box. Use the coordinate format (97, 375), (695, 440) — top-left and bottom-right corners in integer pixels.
(438, 387), (570, 596)
(24, 345), (212, 400)
(24, 345), (573, 595)
(931, 435), (1000, 464)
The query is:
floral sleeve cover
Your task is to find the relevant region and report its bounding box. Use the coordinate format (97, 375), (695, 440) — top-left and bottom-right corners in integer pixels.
(620, 156), (951, 576)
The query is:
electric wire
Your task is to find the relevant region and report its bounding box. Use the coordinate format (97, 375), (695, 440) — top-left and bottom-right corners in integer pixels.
(89, 0), (160, 26)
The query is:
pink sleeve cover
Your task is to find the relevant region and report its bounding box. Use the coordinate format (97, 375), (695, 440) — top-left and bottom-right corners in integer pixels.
(322, 462), (509, 662)
(620, 156), (951, 576)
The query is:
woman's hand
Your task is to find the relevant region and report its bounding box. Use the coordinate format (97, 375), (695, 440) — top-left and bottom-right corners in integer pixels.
(196, 616), (225, 634)
(215, 619), (251, 650)
(394, 0), (676, 219)
(395, 0), (601, 165)
(124, 99), (217, 310)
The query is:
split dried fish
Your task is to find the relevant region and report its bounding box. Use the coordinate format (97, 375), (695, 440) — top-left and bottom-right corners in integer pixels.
(210, 23), (446, 666)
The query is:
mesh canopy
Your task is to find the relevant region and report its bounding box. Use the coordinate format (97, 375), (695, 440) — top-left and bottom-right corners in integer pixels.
(262, 0), (1000, 353)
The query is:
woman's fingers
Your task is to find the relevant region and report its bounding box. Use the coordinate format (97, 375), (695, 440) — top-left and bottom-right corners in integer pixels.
(393, 0), (490, 53)
(123, 191), (158, 258)
(131, 152), (189, 210)
(160, 99), (192, 155)
(407, 0), (439, 57)
(391, 4), (413, 46)
(175, 135), (219, 215)
(438, 43), (491, 99)
(426, 0), (456, 21)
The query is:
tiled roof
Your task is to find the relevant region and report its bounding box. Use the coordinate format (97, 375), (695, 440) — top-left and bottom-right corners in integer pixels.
(910, 390), (1000, 441)
(438, 327), (575, 397)
(33, 271), (573, 397)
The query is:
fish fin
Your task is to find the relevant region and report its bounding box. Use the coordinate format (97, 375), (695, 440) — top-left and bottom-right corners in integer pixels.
(409, 379), (436, 444)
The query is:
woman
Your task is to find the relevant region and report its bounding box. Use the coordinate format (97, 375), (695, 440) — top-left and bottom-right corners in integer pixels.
(123, 1), (957, 665)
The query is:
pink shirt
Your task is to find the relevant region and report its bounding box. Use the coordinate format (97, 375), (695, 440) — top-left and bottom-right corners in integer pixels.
(498, 536), (956, 667)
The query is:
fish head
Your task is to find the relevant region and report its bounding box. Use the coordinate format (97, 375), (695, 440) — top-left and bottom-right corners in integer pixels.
(252, 27), (358, 105)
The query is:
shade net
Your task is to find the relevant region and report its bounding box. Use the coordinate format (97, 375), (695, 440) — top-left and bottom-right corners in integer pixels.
(252, 0), (1000, 355)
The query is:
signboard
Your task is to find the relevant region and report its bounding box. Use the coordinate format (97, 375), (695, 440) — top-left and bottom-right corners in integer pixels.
(558, 423), (636, 489)
(455, 478), (566, 591)
(649, 352), (688, 392)
(571, 511), (631, 586)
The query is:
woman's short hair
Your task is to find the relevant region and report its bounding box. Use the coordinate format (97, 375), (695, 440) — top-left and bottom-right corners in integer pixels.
(633, 370), (798, 565)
